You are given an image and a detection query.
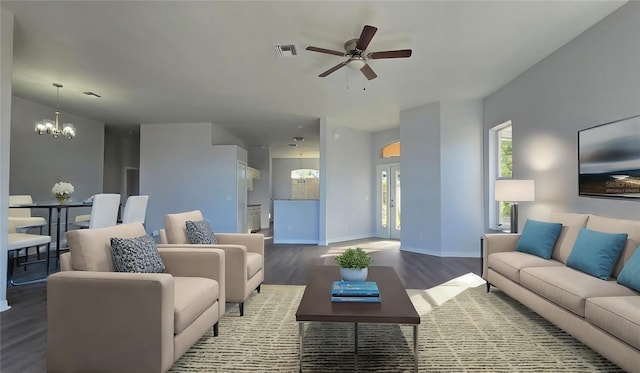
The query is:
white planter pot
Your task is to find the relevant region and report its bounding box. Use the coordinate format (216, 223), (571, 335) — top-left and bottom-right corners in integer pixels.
(340, 267), (368, 282)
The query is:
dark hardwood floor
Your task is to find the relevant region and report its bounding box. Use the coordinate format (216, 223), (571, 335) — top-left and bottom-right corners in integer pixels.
(1, 237), (480, 373)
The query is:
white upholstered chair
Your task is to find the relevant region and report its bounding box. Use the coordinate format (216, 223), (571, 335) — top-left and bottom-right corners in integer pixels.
(73, 193), (121, 229)
(7, 220), (51, 285)
(160, 210), (264, 316)
(9, 195), (47, 233)
(121, 195), (149, 224)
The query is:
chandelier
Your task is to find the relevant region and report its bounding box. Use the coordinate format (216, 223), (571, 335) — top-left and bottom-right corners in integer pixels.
(35, 83), (76, 139)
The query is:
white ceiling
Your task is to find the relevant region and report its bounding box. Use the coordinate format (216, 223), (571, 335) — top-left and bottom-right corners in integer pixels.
(3, 1), (626, 158)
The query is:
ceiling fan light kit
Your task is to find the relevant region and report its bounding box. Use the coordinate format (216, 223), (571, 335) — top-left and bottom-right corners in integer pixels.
(306, 25), (412, 80)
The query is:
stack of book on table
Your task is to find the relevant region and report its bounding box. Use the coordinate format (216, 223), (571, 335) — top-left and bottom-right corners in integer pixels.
(331, 281), (381, 303)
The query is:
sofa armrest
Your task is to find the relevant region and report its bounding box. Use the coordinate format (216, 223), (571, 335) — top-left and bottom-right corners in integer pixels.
(47, 271), (174, 373)
(157, 246), (226, 312)
(215, 233), (264, 256)
(482, 233), (521, 279)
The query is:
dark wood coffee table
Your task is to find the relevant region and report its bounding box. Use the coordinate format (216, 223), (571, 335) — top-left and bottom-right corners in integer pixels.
(296, 265), (420, 372)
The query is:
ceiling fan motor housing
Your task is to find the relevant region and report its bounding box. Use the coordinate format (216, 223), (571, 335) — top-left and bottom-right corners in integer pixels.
(344, 39), (362, 54)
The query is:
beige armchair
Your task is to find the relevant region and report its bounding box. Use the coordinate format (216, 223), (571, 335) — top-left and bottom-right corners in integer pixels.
(160, 210), (264, 316)
(47, 222), (225, 373)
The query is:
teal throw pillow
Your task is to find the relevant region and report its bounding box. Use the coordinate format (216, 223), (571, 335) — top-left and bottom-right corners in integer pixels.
(515, 219), (563, 259)
(617, 245), (640, 292)
(566, 227), (628, 280)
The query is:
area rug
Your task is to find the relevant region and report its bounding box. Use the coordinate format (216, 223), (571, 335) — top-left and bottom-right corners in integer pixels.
(169, 280), (622, 372)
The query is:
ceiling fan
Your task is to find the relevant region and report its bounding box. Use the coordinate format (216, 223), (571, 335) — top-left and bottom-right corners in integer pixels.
(306, 25), (412, 80)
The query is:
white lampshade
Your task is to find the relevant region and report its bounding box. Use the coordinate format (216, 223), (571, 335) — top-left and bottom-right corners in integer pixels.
(495, 179), (535, 202)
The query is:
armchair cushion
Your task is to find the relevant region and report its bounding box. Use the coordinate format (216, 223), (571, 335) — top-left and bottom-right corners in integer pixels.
(67, 222), (147, 272)
(186, 219), (218, 244)
(165, 210), (203, 244)
(110, 235), (165, 273)
(173, 277), (219, 334)
(247, 252), (262, 280)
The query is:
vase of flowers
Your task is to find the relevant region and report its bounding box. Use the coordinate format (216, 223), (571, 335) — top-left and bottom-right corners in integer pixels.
(52, 181), (74, 204)
(335, 247), (373, 282)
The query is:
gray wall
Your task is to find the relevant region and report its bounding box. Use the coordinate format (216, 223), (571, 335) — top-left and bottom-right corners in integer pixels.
(440, 101), (484, 257)
(399, 100), (484, 257)
(0, 6), (13, 311)
(140, 122), (247, 234)
(321, 121), (374, 244)
(248, 145), (272, 228)
(272, 158), (319, 200)
(103, 125), (140, 205)
(400, 102), (442, 254)
(10, 96), (105, 223)
(483, 2), (640, 225)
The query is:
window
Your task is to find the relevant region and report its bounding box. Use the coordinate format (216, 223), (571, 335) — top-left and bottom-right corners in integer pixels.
(489, 122), (513, 229)
(291, 169), (319, 199)
(381, 141), (400, 158)
(381, 170), (388, 228)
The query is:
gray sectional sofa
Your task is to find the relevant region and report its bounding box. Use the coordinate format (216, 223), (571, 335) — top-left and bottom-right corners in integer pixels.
(483, 212), (640, 373)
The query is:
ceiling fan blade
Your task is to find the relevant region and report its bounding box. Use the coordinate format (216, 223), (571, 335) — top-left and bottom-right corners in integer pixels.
(306, 46), (346, 57)
(355, 25), (378, 51)
(319, 62), (348, 77)
(368, 49), (412, 59)
(360, 64), (377, 80)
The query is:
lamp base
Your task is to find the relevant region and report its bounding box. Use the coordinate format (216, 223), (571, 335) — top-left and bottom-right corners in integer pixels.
(510, 203), (519, 233)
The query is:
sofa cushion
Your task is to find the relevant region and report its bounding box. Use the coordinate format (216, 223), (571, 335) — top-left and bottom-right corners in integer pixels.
(520, 266), (636, 317)
(566, 228), (627, 280)
(488, 252), (563, 283)
(586, 215), (640, 278)
(164, 210), (204, 245)
(173, 277), (219, 334)
(617, 245), (640, 292)
(67, 222), (147, 272)
(516, 219), (562, 259)
(246, 252), (263, 280)
(586, 296), (640, 350)
(185, 219), (218, 245)
(110, 235), (165, 273)
(548, 212), (589, 264)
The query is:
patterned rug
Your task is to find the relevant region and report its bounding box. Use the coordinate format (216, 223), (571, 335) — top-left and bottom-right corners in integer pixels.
(169, 282), (622, 372)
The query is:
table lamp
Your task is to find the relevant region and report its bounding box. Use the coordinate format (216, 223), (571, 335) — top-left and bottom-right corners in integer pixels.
(494, 179), (535, 233)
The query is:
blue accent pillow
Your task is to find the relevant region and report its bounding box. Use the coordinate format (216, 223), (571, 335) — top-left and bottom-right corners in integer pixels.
(515, 219), (563, 259)
(617, 245), (640, 292)
(566, 227), (628, 280)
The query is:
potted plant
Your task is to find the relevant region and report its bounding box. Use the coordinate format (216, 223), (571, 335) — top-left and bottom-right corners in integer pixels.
(335, 247), (373, 281)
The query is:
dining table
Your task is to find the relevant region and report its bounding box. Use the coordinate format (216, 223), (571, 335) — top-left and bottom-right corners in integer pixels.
(9, 200), (93, 260)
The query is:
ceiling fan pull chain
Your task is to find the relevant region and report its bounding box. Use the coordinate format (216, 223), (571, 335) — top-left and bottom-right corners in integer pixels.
(363, 75), (366, 91)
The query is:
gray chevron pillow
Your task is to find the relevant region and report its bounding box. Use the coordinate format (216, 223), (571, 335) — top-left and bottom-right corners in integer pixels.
(110, 235), (165, 273)
(185, 219), (218, 244)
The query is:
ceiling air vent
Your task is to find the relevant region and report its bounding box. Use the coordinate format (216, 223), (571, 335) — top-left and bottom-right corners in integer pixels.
(273, 44), (298, 58)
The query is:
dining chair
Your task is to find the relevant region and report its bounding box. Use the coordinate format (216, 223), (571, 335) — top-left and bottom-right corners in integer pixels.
(9, 195), (47, 234)
(7, 220), (51, 286)
(73, 193), (121, 229)
(121, 195), (149, 225)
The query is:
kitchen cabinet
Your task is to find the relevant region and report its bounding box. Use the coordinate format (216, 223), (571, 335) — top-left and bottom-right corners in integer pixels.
(247, 166), (261, 191)
(248, 204), (261, 233)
